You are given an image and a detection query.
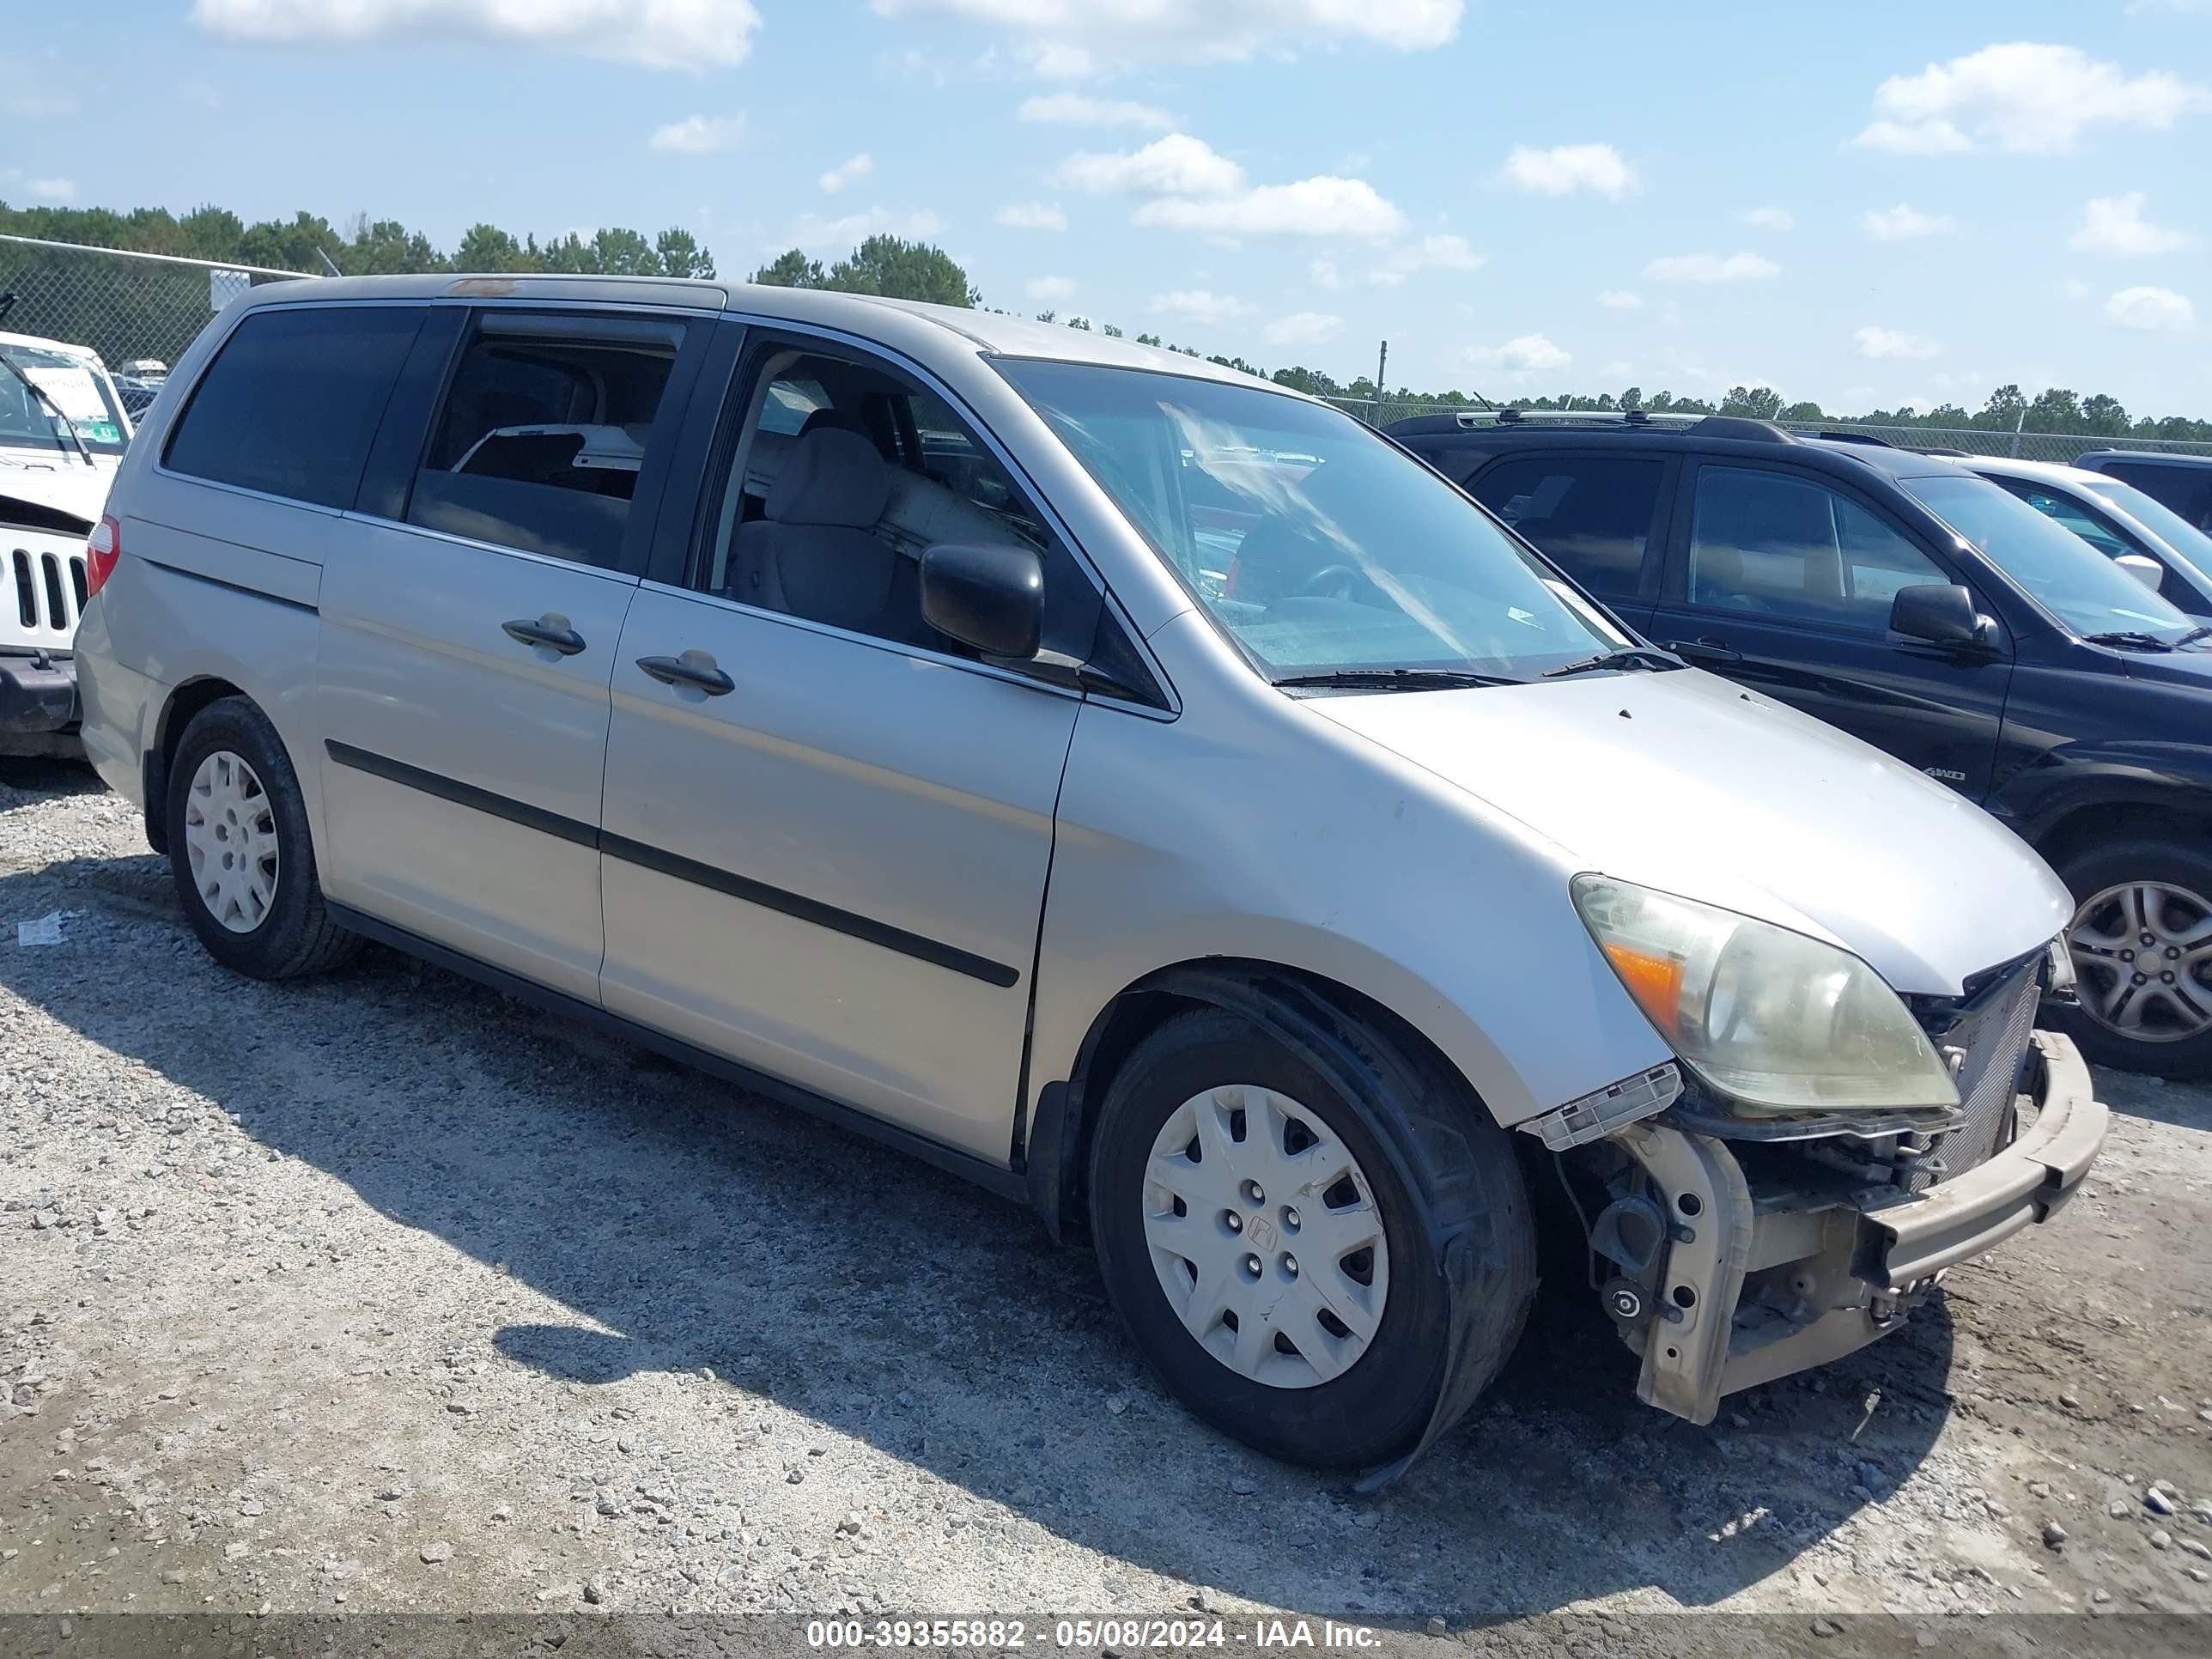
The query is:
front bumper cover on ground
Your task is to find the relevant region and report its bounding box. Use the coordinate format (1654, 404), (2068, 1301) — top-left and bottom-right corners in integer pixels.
(1613, 1030), (2105, 1425)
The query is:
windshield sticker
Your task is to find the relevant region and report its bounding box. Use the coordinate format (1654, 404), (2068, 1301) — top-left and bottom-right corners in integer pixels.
(21, 366), (107, 423)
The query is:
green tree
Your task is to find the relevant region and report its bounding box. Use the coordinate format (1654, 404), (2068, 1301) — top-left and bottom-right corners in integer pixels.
(2080, 392), (2129, 435)
(1719, 385), (1784, 420)
(1136, 331), (1162, 347)
(751, 248), (827, 288)
(454, 223), (530, 271)
(655, 228), (714, 280)
(1976, 384), (2028, 430)
(821, 234), (979, 306)
(2025, 387), (2082, 432)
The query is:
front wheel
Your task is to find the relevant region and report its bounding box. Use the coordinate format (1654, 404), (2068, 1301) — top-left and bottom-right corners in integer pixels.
(1086, 1007), (1534, 1469)
(167, 696), (361, 981)
(2053, 837), (2212, 1079)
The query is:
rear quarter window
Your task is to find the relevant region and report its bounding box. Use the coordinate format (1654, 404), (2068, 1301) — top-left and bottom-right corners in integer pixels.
(1467, 453), (1664, 598)
(163, 306), (427, 510)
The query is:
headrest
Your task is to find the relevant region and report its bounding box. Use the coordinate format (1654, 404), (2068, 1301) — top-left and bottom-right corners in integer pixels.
(766, 426), (890, 528)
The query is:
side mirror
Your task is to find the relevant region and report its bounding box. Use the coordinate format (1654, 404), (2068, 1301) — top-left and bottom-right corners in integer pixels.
(1889, 582), (1986, 648)
(2115, 553), (2166, 594)
(921, 542), (1042, 659)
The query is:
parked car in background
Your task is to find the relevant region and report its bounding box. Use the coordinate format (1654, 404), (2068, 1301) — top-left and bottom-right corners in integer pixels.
(112, 359), (173, 422)
(2075, 450), (2212, 536)
(1963, 455), (2212, 620)
(72, 275), (2103, 1469)
(1389, 410), (2212, 1079)
(0, 320), (131, 757)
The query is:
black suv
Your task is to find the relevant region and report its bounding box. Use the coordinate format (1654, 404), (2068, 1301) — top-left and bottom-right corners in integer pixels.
(2075, 450), (2212, 536)
(1388, 410), (2212, 1079)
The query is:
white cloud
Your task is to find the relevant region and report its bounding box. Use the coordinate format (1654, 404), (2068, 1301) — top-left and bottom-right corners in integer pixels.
(818, 153), (874, 194)
(1597, 289), (1643, 309)
(650, 114), (744, 155)
(872, 1), (1463, 65)
(1310, 260), (1342, 291)
(1060, 133), (1245, 197)
(2106, 286), (2196, 331)
(2059, 277), (2094, 301)
(1498, 143), (1637, 198)
(1853, 325), (1942, 361)
(1862, 203), (1955, 240)
(1134, 176), (1402, 239)
(1465, 333), (1571, 373)
(1853, 43), (2211, 155)
(1026, 275), (1077, 302)
(1149, 289), (1252, 325)
(2070, 192), (2191, 256)
(1061, 131), (1401, 240)
(1265, 312), (1344, 347)
(1366, 232), (1483, 286)
(996, 202), (1067, 231)
(1018, 92), (1172, 130)
(1741, 206), (1795, 230)
(1643, 252), (1780, 283)
(27, 178), (74, 202)
(192, 0), (761, 71)
(779, 207), (946, 253)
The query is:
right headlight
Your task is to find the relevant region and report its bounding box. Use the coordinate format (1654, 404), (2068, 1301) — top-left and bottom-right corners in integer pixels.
(1571, 873), (1960, 1116)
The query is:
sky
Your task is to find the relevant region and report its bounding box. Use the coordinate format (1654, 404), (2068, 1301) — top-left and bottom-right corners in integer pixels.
(3, 2), (2209, 417)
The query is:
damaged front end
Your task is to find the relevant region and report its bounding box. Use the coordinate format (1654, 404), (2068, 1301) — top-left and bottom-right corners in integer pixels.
(1535, 950), (2107, 1424)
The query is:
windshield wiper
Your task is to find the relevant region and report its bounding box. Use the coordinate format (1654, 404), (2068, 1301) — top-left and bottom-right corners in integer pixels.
(2176, 625), (2212, 647)
(1541, 647), (1685, 678)
(1272, 667), (1516, 691)
(2083, 630), (2175, 652)
(0, 349), (94, 468)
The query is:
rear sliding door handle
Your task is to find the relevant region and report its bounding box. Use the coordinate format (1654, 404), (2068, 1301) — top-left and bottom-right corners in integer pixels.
(1666, 637), (1742, 665)
(636, 651), (736, 696)
(502, 615), (586, 656)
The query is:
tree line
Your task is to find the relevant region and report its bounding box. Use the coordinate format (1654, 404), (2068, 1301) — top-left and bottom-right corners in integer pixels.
(3, 199), (2204, 443)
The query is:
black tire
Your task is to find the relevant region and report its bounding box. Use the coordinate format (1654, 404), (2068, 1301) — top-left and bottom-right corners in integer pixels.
(2051, 836), (2212, 1080)
(1086, 1006), (1534, 1469)
(166, 697), (360, 981)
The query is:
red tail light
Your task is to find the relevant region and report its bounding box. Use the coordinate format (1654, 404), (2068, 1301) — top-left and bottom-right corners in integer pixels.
(86, 515), (120, 597)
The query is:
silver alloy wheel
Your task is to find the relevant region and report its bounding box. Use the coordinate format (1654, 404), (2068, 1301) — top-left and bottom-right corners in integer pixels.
(2069, 880), (2212, 1042)
(183, 750), (280, 934)
(1140, 1084), (1391, 1389)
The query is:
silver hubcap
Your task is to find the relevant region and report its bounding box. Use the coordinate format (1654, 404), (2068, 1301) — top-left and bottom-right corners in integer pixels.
(2069, 880), (2212, 1043)
(1140, 1085), (1390, 1389)
(183, 750), (279, 934)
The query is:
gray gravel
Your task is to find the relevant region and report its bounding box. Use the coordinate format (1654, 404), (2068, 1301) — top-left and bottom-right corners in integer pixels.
(3, 756), (2211, 1635)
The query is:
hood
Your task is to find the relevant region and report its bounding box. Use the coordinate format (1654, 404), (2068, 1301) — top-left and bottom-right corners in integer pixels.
(0, 453), (113, 532)
(1307, 668), (2069, 996)
(2118, 644), (2212, 691)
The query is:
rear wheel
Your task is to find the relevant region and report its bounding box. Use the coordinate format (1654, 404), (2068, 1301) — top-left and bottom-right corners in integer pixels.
(2054, 837), (2212, 1079)
(167, 697), (360, 980)
(1087, 1006), (1534, 1468)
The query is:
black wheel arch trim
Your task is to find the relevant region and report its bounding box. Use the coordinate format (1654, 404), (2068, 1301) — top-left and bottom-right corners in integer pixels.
(320, 738), (1019, 988)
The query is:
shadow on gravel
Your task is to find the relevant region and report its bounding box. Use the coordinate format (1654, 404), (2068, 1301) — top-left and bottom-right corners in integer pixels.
(0, 757), (107, 805)
(0, 846), (1959, 1620)
(2093, 1066), (2212, 1133)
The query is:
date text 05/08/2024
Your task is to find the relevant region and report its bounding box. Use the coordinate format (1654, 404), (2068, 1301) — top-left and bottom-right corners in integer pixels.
(805, 1619), (1387, 1650)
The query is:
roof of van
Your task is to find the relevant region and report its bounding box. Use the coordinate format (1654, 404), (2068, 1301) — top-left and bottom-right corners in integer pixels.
(234, 273), (1285, 392)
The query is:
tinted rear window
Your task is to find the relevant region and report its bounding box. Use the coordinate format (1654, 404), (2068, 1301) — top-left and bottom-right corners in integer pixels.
(164, 306), (426, 509)
(1468, 455), (1664, 597)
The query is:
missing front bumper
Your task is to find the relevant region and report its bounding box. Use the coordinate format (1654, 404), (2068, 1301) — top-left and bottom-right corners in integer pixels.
(1607, 1030), (2105, 1425)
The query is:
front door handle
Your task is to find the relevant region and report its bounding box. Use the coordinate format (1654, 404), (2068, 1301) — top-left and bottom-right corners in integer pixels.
(1665, 637), (1742, 665)
(636, 651), (736, 696)
(502, 615), (586, 656)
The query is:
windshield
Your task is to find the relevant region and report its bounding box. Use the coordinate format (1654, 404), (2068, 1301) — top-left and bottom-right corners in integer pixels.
(2081, 476), (2212, 568)
(994, 360), (1622, 683)
(1901, 472), (2197, 645)
(0, 343), (129, 459)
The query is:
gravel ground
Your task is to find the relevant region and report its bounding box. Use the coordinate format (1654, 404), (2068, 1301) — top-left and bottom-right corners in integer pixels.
(3, 757), (2209, 1652)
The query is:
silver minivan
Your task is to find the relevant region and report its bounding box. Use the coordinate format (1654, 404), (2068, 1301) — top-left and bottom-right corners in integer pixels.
(72, 276), (2106, 1477)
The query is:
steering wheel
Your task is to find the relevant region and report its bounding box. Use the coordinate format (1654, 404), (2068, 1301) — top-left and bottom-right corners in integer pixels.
(1297, 563), (1366, 600)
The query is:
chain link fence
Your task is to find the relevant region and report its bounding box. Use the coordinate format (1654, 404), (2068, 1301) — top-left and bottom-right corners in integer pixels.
(1321, 394), (2212, 465)
(0, 234), (318, 406)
